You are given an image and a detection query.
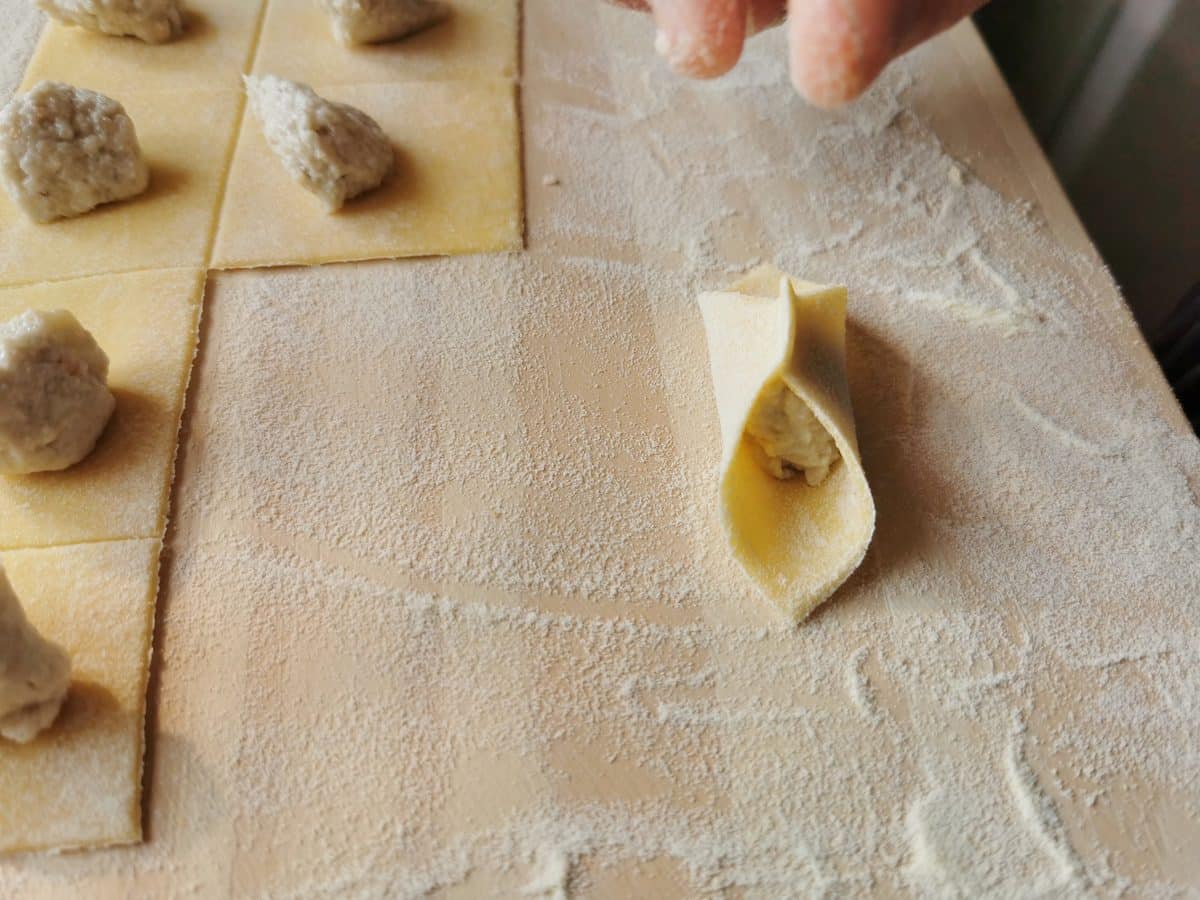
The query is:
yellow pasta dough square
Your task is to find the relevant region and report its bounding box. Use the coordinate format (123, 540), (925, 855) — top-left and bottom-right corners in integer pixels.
(0, 89), (241, 286)
(252, 0), (518, 85)
(0, 538), (160, 854)
(20, 0), (267, 94)
(210, 79), (523, 269)
(0, 268), (205, 549)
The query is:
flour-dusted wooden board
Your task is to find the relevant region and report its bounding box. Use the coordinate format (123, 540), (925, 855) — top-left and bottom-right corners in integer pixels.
(2, 2), (1198, 897)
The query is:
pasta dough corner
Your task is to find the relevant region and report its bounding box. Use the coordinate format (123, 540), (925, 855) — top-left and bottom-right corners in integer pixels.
(699, 265), (876, 622)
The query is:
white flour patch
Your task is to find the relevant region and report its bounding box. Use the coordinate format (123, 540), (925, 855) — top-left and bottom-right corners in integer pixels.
(1001, 382), (1127, 460)
(522, 846), (572, 897)
(846, 646), (882, 723)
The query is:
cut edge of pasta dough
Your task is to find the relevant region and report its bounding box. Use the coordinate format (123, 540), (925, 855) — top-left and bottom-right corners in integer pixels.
(698, 264), (876, 622)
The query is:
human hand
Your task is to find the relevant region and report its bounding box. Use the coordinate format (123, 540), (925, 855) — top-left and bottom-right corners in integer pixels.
(608, 0), (988, 107)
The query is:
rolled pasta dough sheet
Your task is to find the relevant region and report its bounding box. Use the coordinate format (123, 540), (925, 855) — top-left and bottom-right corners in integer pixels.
(698, 265), (875, 621)
(0, 0), (524, 861)
(0, 539), (161, 854)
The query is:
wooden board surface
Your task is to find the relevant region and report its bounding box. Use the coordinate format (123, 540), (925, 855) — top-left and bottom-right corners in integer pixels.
(2, 1), (1198, 896)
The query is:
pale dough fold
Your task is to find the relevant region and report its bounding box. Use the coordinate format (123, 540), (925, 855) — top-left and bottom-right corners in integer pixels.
(698, 265), (875, 621)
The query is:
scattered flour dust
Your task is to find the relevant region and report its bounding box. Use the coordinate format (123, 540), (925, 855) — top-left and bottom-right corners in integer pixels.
(845, 646), (882, 724)
(1, 1), (1199, 898)
(1003, 717), (1085, 888)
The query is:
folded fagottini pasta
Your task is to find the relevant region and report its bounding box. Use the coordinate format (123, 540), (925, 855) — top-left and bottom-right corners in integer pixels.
(698, 264), (875, 621)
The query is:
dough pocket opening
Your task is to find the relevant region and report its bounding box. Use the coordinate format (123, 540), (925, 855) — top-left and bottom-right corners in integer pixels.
(698, 265), (876, 622)
(743, 376), (842, 486)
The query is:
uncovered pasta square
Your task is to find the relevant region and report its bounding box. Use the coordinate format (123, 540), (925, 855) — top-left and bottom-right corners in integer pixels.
(210, 78), (523, 270)
(0, 268), (205, 549)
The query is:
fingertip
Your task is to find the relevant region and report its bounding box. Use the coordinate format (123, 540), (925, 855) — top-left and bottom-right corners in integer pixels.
(661, 34), (745, 79)
(654, 0), (747, 79)
(787, 0), (895, 106)
(788, 48), (883, 108)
